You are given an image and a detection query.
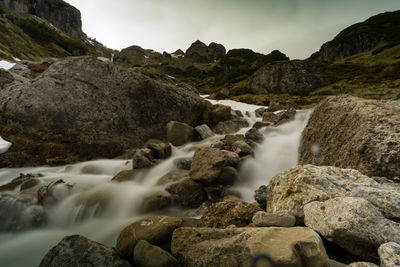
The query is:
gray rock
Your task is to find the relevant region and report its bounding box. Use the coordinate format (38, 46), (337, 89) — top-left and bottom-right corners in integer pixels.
(39, 235), (130, 267)
(378, 242), (400, 267)
(0, 69), (14, 89)
(171, 227), (330, 267)
(165, 178), (207, 208)
(134, 240), (180, 267)
(231, 140), (252, 156)
(194, 124), (214, 140)
(304, 197), (400, 261)
(262, 112), (279, 124)
(249, 60), (328, 94)
(166, 121), (194, 146)
(276, 108), (296, 125)
(0, 57), (205, 166)
(254, 107), (267, 118)
(254, 185), (268, 209)
(252, 211), (296, 227)
(245, 128), (264, 144)
(299, 95), (400, 180)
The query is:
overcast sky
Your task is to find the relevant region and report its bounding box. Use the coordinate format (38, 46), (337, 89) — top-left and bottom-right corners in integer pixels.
(65, 0), (400, 59)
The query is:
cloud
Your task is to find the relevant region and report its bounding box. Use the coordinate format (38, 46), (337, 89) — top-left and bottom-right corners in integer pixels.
(66, 0), (400, 59)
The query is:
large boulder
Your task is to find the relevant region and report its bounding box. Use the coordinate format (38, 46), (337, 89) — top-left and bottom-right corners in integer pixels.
(134, 240), (179, 267)
(249, 60), (328, 94)
(198, 198), (261, 228)
(0, 57), (204, 166)
(165, 178), (207, 208)
(185, 40), (226, 63)
(267, 165), (400, 223)
(304, 197), (400, 261)
(39, 235), (130, 267)
(171, 227), (330, 267)
(299, 95), (400, 180)
(116, 216), (183, 259)
(166, 121), (194, 146)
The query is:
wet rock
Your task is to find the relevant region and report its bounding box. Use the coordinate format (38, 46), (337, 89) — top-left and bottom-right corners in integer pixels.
(165, 178), (207, 208)
(202, 102), (232, 128)
(111, 170), (138, 183)
(252, 121), (272, 129)
(262, 112), (279, 124)
(132, 148), (154, 169)
(0, 57), (205, 166)
(190, 147), (239, 184)
(134, 240), (180, 267)
(276, 107), (296, 125)
(217, 166), (239, 185)
(171, 227), (330, 267)
(245, 128), (264, 144)
(267, 101), (286, 112)
(0, 173), (36, 191)
(304, 197), (400, 261)
(255, 107), (267, 118)
(39, 235), (130, 267)
(378, 242), (400, 267)
(37, 179), (73, 206)
(20, 178), (40, 191)
(213, 118), (249, 134)
(139, 191), (172, 213)
(209, 140), (225, 149)
(0, 193), (45, 232)
(267, 165), (400, 223)
(252, 211), (296, 227)
(231, 140), (252, 156)
(254, 185), (268, 209)
(166, 121), (194, 146)
(116, 216), (182, 259)
(299, 95), (400, 180)
(194, 124), (214, 140)
(173, 157), (192, 170)
(156, 170), (190, 186)
(221, 134), (246, 148)
(145, 139), (172, 159)
(198, 198), (261, 228)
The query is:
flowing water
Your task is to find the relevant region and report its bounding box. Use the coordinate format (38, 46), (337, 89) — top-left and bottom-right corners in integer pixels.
(0, 99), (311, 267)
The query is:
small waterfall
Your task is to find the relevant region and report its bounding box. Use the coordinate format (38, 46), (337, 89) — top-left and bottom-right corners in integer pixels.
(0, 99), (311, 267)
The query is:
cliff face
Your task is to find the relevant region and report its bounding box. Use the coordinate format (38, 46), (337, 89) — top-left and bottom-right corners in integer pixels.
(0, 0), (86, 39)
(318, 10), (400, 62)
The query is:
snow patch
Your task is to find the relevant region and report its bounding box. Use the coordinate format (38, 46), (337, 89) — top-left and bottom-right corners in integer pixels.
(0, 137), (12, 154)
(0, 60), (16, 70)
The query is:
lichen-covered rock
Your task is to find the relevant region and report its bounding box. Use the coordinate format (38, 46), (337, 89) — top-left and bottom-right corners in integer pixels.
(171, 227), (330, 267)
(190, 147), (239, 184)
(198, 198), (261, 228)
(134, 240), (179, 267)
(166, 121), (194, 146)
(249, 60), (328, 94)
(0, 57), (204, 167)
(252, 211), (296, 227)
(299, 95), (400, 180)
(39, 235), (130, 267)
(267, 165), (400, 223)
(116, 216), (183, 259)
(378, 242), (400, 267)
(304, 197), (400, 261)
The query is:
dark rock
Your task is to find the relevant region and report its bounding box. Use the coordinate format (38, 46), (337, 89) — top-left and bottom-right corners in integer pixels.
(39, 235), (130, 267)
(194, 124), (214, 140)
(165, 178), (207, 208)
(231, 141), (252, 156)
(209, 88), (230, 100)
(37, 179), (72, 206)
(145, 139), (172, 159)
(267, 101), (286, 112)
(299, 95), (400, 180)
(262, 112), (279, 124)
(254, 185), (268, 209)
(134, 240), (180, 267)
(185, 40), (209, 63)
(139, 191), (172, 213)
(213, 118), (249, 134)
(156, 170), (189, 186)
(202, 102), (232, 127)
(252, 121), (272, 129)
(0, 173), (35, 191)
(0, 69), (14, 89)
(0, 57), (204, 166)
(208, 42), (226, 60)
(245, 128), (264, 144)
(166, 121), (194, 146)
(216, 166), (239, 185)
(173, 158), (192, 170)
(254, 107), (267, 118)
(132, 149), (154, 169)
(276, 107), (297, 125)
(20, 178), (40, 191)
(249, 60), (329, 94)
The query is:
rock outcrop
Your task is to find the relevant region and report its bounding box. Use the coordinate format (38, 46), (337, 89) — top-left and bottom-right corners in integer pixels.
(249, 60), (328, 94)
(185, 40), (226, 63)
(0, 0), (86, 40)
(39, 235), (130, 267)
(0, 56), (205, 166)
(171, 227), (330, 267)
(318, 10), (400, 62)
(299, 95), (400, 180)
